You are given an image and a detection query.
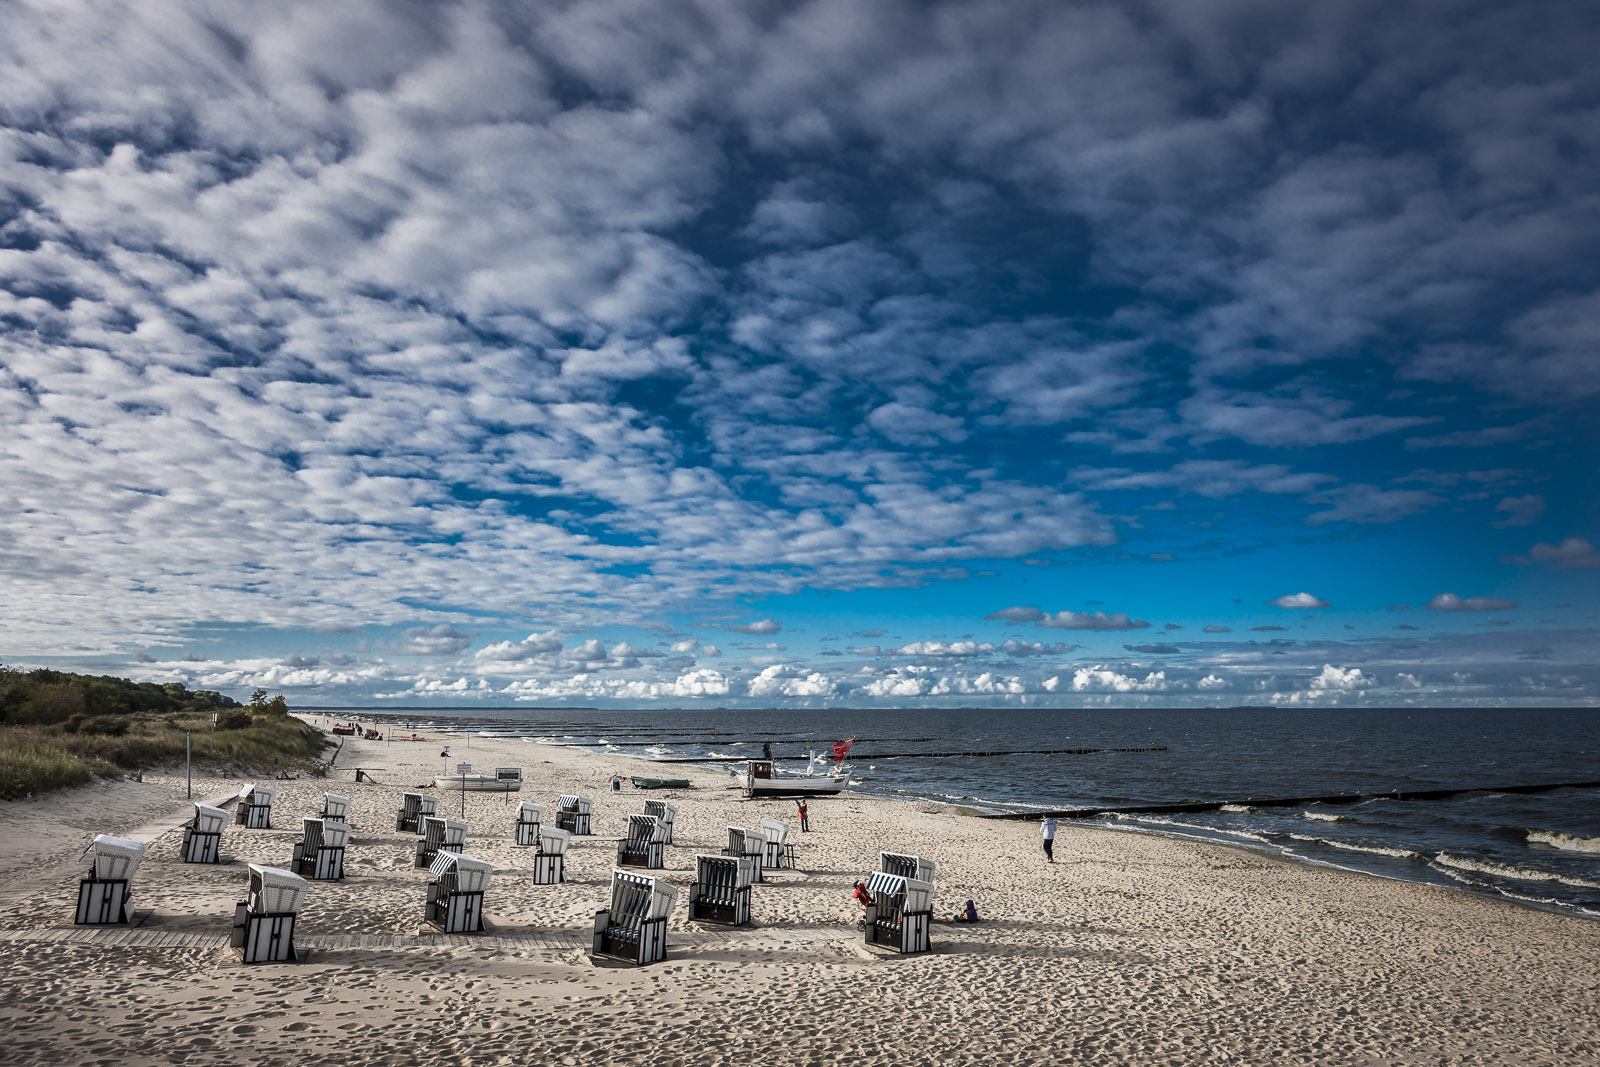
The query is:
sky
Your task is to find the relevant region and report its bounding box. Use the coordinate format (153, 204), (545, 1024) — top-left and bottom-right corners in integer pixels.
(2, 0), (1598, 709)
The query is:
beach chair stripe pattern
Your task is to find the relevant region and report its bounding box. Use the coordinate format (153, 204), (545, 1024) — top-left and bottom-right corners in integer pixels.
(555, 795), (592, 836)
(688, 854), (753, 926)
(514, 802), (544, 847)
(231, 864), (308, 963)
(396, 792), (424, 833)
(642, 800), (677, 845)
(182, 804), (227, 864)
(415, 817), (468, 868)
(878, 851), (936, 884)
(292, 818), (349, 880)
(862, 871), (934, 955)
(617, 814), (665, 869)
(724, 826), (767, 883)
(234, 785), (275, 829)
(75, 836), (145, 925)
(592, 870), (677, 965)
(321, 793), (351, 824)
(425, 852), (491, 933)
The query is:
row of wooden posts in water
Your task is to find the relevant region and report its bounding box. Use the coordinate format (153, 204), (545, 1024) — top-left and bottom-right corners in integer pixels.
(73, 784), (939, 965)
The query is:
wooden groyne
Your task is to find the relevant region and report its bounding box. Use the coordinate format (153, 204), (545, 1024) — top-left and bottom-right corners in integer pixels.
(984, 780), (1600, 820)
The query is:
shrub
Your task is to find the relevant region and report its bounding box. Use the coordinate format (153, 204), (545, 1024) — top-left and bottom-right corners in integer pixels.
(217, 709), (253, 730)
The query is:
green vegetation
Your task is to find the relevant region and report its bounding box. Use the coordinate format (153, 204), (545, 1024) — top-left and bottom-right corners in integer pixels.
(0, 664), (331, 799)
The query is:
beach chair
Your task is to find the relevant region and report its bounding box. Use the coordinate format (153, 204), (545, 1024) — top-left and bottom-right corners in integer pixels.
(722, 826), (767, 883)
(532, 825), (570, 884)
(643, 800), (677, 845)
(514, 801), (544, 847)
(320, 793), (351, 825)
(231, 864), (309, 963)
(616, 813), (666, 869)
(395, 791), (438, 833)
(861, 870), (934, 955)
(687, 854), (754, 926)
(759, 817), (795, 869)
(879, 850), (936, 884)
(75, 835), (145, 925)
(233, 784), (276, 829)
(556, 795), (592, 835)
(425, 851), (492, 933)
(291, 818), (349, 881)
(592, 869), (677, 966)
(181, 803), (227, 864)
(414, 816), (468, 868)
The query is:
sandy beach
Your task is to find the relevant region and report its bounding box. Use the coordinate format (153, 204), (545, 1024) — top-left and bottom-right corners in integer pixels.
(1, 717), (1596, 1066)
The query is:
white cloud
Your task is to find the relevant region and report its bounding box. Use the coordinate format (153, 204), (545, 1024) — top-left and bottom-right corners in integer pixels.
(748, 664), (838, 698)
(728, 618), (782, 635)
(476, 632), (564, 663)
(1071, 667), (1168, 692)
(1426, 593), (1518, 613)
(1310, 664), (1373, 691)
(1271, 592), (1329, 610)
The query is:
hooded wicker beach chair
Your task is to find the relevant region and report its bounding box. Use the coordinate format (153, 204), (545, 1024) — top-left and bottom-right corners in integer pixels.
(879, 850), (936, 884)
(514, 801), (544, 847)
(616, 813), (666, 869)
(687, 853), (755, 926)
(759, 817), (795, 869)
(723, 826), (767, 883)
(320, 793), (351, 825)
(75, 835), (146, 925)
(292, 817), (350, 881)
(414, 816), (468, 868)
(532, 824), (571, 884)
(426, 851), (492, 933)
(182, 803), (228, 864)
(642, 799), (678, 845)
(592, 869), (677, 965)
(555, 794), (592, 835)
(861, 870), (934, 954)
(234, 784), (276, 829)
(396, 792), (423, 833)
(230, 864), (309, 962)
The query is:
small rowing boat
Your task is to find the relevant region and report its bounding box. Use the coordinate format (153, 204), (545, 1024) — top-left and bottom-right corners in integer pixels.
(631, 776), (691, 789)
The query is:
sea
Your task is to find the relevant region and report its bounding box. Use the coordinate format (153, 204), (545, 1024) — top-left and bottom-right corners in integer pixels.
(314, 705), (1600, 920)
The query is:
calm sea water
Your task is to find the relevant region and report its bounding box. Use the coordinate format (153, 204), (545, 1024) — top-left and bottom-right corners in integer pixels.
(315, 705), (1600, 919)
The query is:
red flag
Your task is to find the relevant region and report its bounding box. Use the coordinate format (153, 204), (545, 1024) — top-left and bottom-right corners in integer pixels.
(832, 738), (854, 762)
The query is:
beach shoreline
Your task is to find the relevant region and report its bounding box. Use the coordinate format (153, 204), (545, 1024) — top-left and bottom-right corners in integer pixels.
(1, 714), (1596, 1066)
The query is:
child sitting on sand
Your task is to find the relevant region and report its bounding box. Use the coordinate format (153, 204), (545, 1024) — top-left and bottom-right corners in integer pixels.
(951, 899), (979, 923)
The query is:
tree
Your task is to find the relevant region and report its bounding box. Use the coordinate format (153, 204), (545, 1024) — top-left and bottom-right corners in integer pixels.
(249, 688), (268, 710)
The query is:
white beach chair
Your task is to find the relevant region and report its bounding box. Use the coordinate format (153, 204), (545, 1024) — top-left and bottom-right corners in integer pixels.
(514, 801), (545, 847)
(292, 817), (350, 880)
(532, 825), (571, 884)
(861, 870), (934, 955)
(75, 835), (146, 925)
(688, 853), (755, 926)
(592, 869), (678, 965)
(320, 793), (351, 825)
(759, 817), (794, 869)
(879, 850), (936, 884)
(234, 784), (276, 829)
(396, 792), (425, 833)
(643, 800), (678, 845)
(556, 794), (592, 835)
(231, 864), (309, 962)
(426, 851), (492, 933)
(415, 816), (468, 868)
(723, 826), (767, 883)
(616, 813), (665, 869)
(182, 803), (228, 864)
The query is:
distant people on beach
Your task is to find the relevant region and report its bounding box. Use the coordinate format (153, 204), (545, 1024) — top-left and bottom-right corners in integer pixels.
(762, 741), (772, 760)
(952, 899), (979, 923)
(1040, 815), (1058, 863)
(796, 798), (809, 831)
(852, 880), (873, 909)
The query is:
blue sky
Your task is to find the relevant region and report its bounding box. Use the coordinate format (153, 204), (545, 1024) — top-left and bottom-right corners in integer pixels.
(2, 0), (1597, 708)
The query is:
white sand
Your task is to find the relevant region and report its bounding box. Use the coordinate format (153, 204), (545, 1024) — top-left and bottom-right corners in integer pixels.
(1, 717), (1596, 1066)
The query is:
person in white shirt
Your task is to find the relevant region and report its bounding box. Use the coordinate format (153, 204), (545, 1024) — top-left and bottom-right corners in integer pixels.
(1040, 815), (1058, 863)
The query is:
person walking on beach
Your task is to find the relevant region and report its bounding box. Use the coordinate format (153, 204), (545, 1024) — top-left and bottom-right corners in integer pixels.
(796, 798), (809, 832)
(1040, 815), (1058, 863)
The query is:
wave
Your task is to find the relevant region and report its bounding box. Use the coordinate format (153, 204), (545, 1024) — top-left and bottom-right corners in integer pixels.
(1285, 833), (1422, 861)
(1113, 814), (1271, 844)
(1432, 852), (1600, 890)
(1526, 829), (1600, 854)
(1220, 803), (1254, 813)
(1302, 811), (1347, 822)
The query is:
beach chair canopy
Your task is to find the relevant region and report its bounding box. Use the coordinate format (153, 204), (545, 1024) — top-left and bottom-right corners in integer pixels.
(879, 851), (936, 884)
(760, 818), (791, 846)
(626, 813), (665, 844)
(558, 794), (592, 814)
(442, 819), (468, 847)
(251, 785), (277, 807)
(695, 853), (755, 890)
(538, 825), (572, 855)
(237, 783), (256, 801)
(516, 801), (544, 823)
(429, 850), (493, 893)
(609, 869), (678, 921)
(89, 835), (146, 880)
(417, 795), (438, 816)
(322, 793), (350, 819)
(248, 864), (310, 915)
(865, 871), (934, 913)
(193, 804), (228, 834)
(317, 819), (351, 849)
(643, 800), (677, 823)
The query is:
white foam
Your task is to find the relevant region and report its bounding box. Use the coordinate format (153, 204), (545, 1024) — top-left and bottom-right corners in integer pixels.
(1220, 804), (1253, 813)
(1286, 833), (1421, 860)
(1526, 829), (1600, 854)
(1302, 811), (1346, 822)
(1433, 852), (1600, 889)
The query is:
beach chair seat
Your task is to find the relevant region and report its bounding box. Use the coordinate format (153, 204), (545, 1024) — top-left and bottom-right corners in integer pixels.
(182, 803), (227, 864)
(234, 784), (275, 829)
(555, 794), (592, 835)
(861, 871), (934, 955)
(514, 801), (544, 847)
(230, 864), (308, 963)
(722, 826), (767, 883)
(616, 814), (665, 869)
(879, 850), (936, 884)
(532, 825), (570, 884)
(426, 851), (492, 933)
(75, 835), (145, 925)
(415, 816), (468, 868)
(642, 800), (678, 845)
(592, 869), (677, 965)
(320, 793), (351, 825)
(292, 818), (350, 880)
(759, 817), (795, 869)
(688, 853), (754, 926)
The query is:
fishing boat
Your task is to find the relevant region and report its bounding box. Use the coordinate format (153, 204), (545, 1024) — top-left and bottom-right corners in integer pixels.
(734, 759), (849, 797)
(433, 767), (522, 791)
(631, 776), (692, 790)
